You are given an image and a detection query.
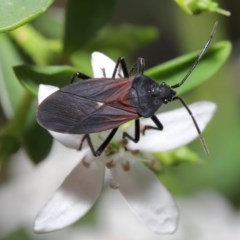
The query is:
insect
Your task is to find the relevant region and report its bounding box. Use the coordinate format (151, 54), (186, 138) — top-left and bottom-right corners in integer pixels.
(37, 23), (217, 157)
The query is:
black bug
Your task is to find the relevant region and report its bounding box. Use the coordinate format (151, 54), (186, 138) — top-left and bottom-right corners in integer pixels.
(37, 23), (217, 156)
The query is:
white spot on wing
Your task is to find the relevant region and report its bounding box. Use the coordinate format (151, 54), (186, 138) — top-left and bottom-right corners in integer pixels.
(96, 101), (104, 107)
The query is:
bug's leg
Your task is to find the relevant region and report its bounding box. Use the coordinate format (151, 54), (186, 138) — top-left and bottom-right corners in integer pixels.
(122, 119), (140, 143)
(95, 128), (119, 156)
(142, 114), (163, 135)
(71, 72), (91, 83)
(112, 56), (145, 78)
(122, 115), (163, 145)
(79, 134), (96, 155)
(129, 57), (145, 75)
(112, 57), (129, 78)
(79, 128), (119, 157)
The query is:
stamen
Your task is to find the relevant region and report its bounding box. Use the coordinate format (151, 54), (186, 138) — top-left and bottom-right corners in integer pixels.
(147, 159), (162, 173)
(119, 138), (128, 148)
(82, 157), (91, 168)
(110, 181), (120, 189)
(106, 159), (116, 168)
(121, 161), (130, 171)
(130, 149), (140, 155)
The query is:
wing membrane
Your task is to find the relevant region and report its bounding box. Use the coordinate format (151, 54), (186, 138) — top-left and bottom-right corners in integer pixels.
(37, 78), (139, 134)
(62, 78), (132, 102)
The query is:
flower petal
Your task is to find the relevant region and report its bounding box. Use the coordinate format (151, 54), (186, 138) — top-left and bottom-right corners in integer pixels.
(127, 101), (216, 152)
(111, 161), (179, 234)
(34, 159), (105, 233)
(49, 131), (84, 150)
(38, 84), (59, 104)
(91, 52), (121, 78)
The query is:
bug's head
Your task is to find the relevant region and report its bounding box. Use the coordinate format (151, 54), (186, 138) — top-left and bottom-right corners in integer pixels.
(157, 82), (176, 104)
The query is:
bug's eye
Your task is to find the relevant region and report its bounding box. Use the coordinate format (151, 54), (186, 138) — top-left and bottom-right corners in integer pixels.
(163, 98), (168, 104)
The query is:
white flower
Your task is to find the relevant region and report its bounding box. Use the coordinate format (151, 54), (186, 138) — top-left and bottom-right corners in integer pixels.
(0, 141), (81, 236)
(1, 156), (240, 240)
(82, 190), (240, 240)
(50, 191), (240, 240)
(34, 52), (216, 234)
(169, 191), (240, 240)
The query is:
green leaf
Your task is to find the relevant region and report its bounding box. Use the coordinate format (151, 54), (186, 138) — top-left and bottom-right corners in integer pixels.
(0, 92), (35, 162)
(24, 119), (53, 164)
(63, 0), (116, 55)
(14, 65), (78, 95)
(0, 134), (20, 162)
(0, 229), (32, 240)
(154, 147), (203, 167)
(70, 25), (158, 75)
(32, 6), (64, 39)
(84, 24), (159, 59)
(145, 41), (231, 95)
(10, 24), (62, 65)
(70, 50), (92, 76)
(0, 34), (25, 118)
(174, 0), (230, 16)
(0, 90), (52, 163)
(0, 0), (54, 33)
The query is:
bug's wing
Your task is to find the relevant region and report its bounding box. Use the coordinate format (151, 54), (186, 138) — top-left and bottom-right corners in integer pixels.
(37, 78), (139, 134)
(61, 78), (131, 102)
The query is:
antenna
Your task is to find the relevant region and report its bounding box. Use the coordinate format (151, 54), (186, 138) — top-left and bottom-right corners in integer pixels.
(171, 22), (218, 89)
(173, 96), (210, 155)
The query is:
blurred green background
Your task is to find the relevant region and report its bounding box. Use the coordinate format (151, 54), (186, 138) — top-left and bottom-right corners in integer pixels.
(0, 0), (239, 239)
